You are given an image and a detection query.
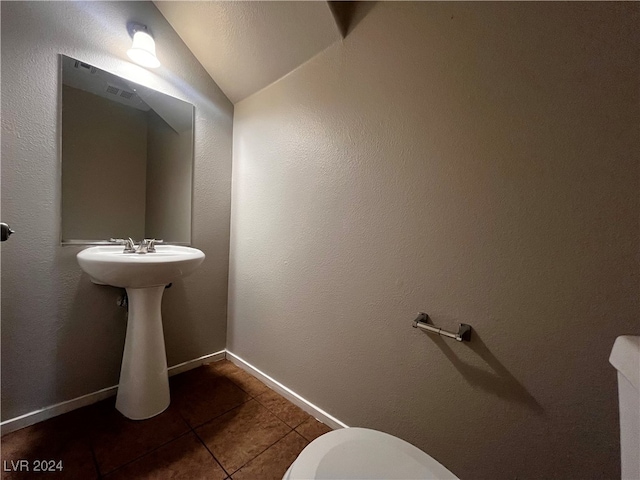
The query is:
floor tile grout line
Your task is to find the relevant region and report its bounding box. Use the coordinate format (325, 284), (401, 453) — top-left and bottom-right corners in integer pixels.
(227, 426), (295, 477)
(190, 364), (310, 432)
(88, 438), (102, 479)
(192, 427), (232, 479)
(183, 408), (220, 473)
(172, 367), (260, 431)
(294, 426), (315, 444)
(248, 392), (308, 434)
(290, 428), (311, 444)
(98, 430), (193, 477)
(186, 395), (253, 430)
(125, 370), (303, 476)
(187, 399), (296, 477)
(223, 375), (264, 400)
(211, 360), (272, 399)
(154, 381), (242, 475)
(252, 394), (310, 431)
(186, 369), (297, 475)
(3, 364), (332, 479)
(93, 381), (249, 477)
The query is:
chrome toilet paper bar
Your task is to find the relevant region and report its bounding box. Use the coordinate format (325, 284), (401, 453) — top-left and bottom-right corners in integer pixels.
(412, 312), (471, 342)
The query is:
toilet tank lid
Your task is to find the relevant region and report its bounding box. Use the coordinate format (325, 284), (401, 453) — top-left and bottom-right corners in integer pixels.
(610, 336), (640, 391)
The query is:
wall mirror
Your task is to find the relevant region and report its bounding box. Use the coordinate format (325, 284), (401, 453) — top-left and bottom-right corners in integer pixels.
(60, 54), (194, 245)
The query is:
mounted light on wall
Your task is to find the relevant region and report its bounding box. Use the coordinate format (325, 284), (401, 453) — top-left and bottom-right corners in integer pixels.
(127, 23), (160, 69)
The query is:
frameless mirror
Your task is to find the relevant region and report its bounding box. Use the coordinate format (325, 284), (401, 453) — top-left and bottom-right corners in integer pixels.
(60, 55), (194, 245)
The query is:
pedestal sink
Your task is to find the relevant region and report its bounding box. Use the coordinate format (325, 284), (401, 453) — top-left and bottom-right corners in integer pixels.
(77, 245), (205, 420)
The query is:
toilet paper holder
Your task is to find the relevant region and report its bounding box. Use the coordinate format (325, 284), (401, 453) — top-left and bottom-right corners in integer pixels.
(412, 312), (471, 342)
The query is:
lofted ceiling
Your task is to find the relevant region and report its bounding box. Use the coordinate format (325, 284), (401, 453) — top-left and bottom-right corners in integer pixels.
(154, 1), (345, 104)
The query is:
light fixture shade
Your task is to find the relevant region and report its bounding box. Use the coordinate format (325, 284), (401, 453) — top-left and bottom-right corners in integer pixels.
(127, 30), (160, 68)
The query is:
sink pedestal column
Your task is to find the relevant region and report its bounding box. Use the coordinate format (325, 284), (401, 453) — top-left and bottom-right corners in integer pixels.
(115, 285), (170, 420)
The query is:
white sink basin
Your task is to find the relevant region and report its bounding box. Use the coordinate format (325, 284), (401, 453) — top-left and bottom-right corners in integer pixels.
(77, 244), (205, 420)
(77, 245), (204, 288)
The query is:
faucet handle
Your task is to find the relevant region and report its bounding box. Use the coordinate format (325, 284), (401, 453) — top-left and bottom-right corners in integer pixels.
(134, 238), (148, 254)
(109, 237), (137, 253)
(145, 239), (163, 253)
(125, 237), (136, 252)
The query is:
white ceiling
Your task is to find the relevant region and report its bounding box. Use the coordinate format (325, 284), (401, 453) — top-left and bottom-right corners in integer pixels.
(155, 1), (342, 104)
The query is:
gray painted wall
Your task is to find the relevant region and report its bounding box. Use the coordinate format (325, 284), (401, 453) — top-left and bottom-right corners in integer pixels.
(1, 1), (233, 421)
(229, 3), (639, 479)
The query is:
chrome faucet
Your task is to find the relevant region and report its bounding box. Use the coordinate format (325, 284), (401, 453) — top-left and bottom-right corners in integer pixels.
(135, 239), (151, 254)
(146, 239), (161, 253)
(110, 237), (163, 254)
(110, 237), (137, 253)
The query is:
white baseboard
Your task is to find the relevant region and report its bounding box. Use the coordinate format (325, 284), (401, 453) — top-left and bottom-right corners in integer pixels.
(225, 350), (348, 430)
(0, 350), (226, 436)
(1, 349), (347, 436)
(0, 384), (120, 437)
(168, 350), (226, 377)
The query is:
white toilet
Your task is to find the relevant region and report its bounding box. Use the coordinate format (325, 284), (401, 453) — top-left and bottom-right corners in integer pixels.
(609, 335), (640, 480)
(284, 427), (458, 480)
(285, 335), (639, 480)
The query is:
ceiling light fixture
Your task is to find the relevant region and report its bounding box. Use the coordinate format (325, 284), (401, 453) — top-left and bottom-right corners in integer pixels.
(127, 23), (160, 69)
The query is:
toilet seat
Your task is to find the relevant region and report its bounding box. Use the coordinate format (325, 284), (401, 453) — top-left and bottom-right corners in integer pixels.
(284, 427), (459, 479)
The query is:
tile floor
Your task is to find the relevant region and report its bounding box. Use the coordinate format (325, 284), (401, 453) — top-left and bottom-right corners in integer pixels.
(1, 359), (333, 479)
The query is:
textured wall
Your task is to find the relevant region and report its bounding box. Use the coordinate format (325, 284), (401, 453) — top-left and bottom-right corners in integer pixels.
(62, 85), (147, 241)
(1, 1), (233, 421)
(229, 3), (639, 479)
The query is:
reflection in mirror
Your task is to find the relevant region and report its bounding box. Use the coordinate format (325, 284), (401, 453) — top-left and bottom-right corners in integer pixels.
(60, 55), (194, 245)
